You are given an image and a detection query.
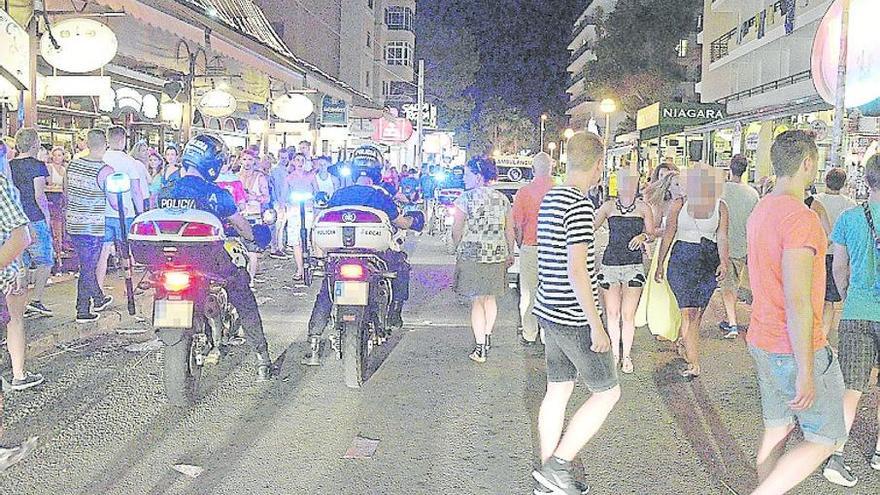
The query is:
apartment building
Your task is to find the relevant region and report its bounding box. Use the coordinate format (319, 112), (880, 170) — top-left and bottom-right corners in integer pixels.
(255, 0), (416, 106)
(695, 0), (877, 179)
(566, 0), (618, 132)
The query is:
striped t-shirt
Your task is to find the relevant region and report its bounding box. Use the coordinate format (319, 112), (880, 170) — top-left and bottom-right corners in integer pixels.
(65, 157), (107, 236)
(533, 186), (601, 326)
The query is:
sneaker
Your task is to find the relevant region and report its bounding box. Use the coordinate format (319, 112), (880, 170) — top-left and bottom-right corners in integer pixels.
(76, 312), (100, 323)
(9, 371), (45, 391)
(269, 251), (290, 260)
(469, 344), (487, 363)
(26, 301), (53, 317)
(532, 458), (584, 495)
(823, 453), (858, 487)
(723, 325), (739, 340)
(534, 479), (589, 495)
(870, 450), (880, 471)
(92, 295), (113, 312)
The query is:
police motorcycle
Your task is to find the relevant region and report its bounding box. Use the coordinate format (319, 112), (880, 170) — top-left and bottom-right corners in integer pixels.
(311, 206), (405, 388)
(430, 166), (464, 238)
(129, 144), (272, 406)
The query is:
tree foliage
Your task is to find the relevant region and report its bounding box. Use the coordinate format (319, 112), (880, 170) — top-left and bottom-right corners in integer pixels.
(415, 9), (480, 138)
(584, 0), (701, 128)
(469, 97), (537, 156)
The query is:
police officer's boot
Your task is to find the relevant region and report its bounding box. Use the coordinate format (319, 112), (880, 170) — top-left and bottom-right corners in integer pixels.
(300, 336), (322, 366)
(387, 302), (404, 330)
(256, 350), (272, 382)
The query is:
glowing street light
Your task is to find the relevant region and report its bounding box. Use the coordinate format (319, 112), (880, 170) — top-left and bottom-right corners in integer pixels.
(599, 98), (618, 170)
(563, 128), (575, 140)
(540, 114), (550, 151)
(547, 141), (557, 158)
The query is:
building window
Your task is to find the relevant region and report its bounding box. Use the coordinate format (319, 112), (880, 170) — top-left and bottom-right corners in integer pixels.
(383, 81), (415, 102)
(385, 41), (413, 66)
(368, 0), (374, 9)
(677, 39), (689, 58)
(367, 31), (372, 48)
(365, 71), (371, 88)
(385, 6), (414, 32)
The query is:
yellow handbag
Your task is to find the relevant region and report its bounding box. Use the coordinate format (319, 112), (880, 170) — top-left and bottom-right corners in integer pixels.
(635, 242), (682, 341)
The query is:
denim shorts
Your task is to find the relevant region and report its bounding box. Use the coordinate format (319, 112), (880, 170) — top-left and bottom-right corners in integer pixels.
(22, 220), (55, 267)
(838, 320), (880, 392)
(103, 217), (134, 243)
(538, 317), (619, 392)
(748, 345), (847, 447)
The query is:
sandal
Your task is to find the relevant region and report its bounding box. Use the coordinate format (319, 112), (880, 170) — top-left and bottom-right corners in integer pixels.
(675, 340), (688, 360)
(621, 357), (634, 374)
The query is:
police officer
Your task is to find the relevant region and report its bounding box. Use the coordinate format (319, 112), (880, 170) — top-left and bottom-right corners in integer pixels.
(158, 135), (273, 381)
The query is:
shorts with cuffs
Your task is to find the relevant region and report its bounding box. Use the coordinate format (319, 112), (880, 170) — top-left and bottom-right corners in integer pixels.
(748, 345), (847, 447)
(719, 257), (747, 291)
(104, 217), (134, 243)
(22, 220), (55, 267)
(838, 319), (880, 392)
(597, 263), (646, 289)
(538, 317), (619, 392)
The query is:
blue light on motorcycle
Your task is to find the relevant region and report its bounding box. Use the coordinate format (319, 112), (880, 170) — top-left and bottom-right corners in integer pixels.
(290, 191), (313, 203)
(433, 171), (447, 181)
(106, 172), (131, 194)
(340, 166), (352, 178)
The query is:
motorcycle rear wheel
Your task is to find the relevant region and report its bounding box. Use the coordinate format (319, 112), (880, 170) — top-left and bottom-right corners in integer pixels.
(161, 330), (201, 406)
(342, 316), (368, 389)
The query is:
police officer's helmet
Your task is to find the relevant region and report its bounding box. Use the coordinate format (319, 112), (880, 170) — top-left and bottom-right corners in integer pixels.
(181, 134), (228, 183)
(350, 144), (384, 184)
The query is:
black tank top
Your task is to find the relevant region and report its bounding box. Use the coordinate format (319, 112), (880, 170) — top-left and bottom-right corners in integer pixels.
(602, 216), (645, 266)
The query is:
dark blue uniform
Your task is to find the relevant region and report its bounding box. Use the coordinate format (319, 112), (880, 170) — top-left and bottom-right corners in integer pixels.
(307, 184), (410, 336)
(158, 173), (267, 353)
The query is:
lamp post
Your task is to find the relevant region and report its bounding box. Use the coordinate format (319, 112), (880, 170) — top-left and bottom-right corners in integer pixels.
(599, 98), (617, 169)
(540, 114), (548, 152)
(547, 141), (557, 160)
(561, 128), (575, 163)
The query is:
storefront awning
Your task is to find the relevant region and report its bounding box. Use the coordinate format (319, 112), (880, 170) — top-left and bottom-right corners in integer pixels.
(683, 96), (832, 135)
(87, 0), (370, 104)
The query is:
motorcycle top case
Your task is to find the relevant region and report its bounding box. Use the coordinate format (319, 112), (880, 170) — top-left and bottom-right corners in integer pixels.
(129, 208), (232, 273)
(312, 206), (395, 252)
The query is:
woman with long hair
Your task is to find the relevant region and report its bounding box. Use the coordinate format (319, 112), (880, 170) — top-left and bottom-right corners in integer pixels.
(654, 165), (730, 378)
(451, 156), (515, 363)
(239, 149), (270, 218)
(46, 146), (68, 270)
(593, 167), (656, 373)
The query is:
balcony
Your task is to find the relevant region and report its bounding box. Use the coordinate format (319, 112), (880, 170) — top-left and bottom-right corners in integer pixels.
(716, 70), (812, 105)
(567, 71), (586, 93)
(569, 41), (594, 65)
(709, 27), (737, 63)
(569, 15), (597, 43)
(567, 92), (593, 110)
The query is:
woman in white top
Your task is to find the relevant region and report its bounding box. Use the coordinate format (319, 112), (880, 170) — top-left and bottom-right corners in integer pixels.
(47, 146), (68, 267)
(312, 156), (339, 200)
(655, 164), (730, 378)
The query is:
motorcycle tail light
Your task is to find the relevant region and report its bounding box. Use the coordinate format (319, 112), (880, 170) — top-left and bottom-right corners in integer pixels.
(163, 271), (192, 292)
(181, 222), (218, 237)
(339, 263), (365, 280)
(131, 221), (157, 236)
(155, 220), (185, 234)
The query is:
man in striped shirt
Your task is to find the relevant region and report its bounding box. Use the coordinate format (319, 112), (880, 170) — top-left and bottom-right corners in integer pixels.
(531, 132), (620, 495)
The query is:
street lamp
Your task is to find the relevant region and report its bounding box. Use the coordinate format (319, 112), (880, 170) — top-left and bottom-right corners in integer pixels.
(599, 98), (617, 167)
(547, 141), (557, 159)
(540, 114), (549, 151)
(564, 128), (575, 140)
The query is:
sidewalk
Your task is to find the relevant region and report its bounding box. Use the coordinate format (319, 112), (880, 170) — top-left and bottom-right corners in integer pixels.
(8, 271), (151, 362)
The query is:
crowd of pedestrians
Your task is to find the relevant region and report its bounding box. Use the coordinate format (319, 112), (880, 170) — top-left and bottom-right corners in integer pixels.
(503, 129), (879, 494)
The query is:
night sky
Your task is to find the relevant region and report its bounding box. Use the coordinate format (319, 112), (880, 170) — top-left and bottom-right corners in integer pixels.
(418, 0), (589, 119)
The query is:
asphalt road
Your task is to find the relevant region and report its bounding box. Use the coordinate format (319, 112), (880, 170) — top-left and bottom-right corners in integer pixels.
(1, 235), (878, 494)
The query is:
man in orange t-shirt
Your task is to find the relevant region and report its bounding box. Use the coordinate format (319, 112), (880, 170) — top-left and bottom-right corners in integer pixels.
(512, 152), (554, 344)
(746, 130), (846, 495)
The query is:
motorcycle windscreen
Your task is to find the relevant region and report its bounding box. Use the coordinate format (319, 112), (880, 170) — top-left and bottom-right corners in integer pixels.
(334, 281), (369, 306)
(153, 300), (195, 328)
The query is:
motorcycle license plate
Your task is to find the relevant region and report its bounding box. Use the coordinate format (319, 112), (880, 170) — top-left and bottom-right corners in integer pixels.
(153, 300), (195, 328)
(334, 281), (369, 306)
